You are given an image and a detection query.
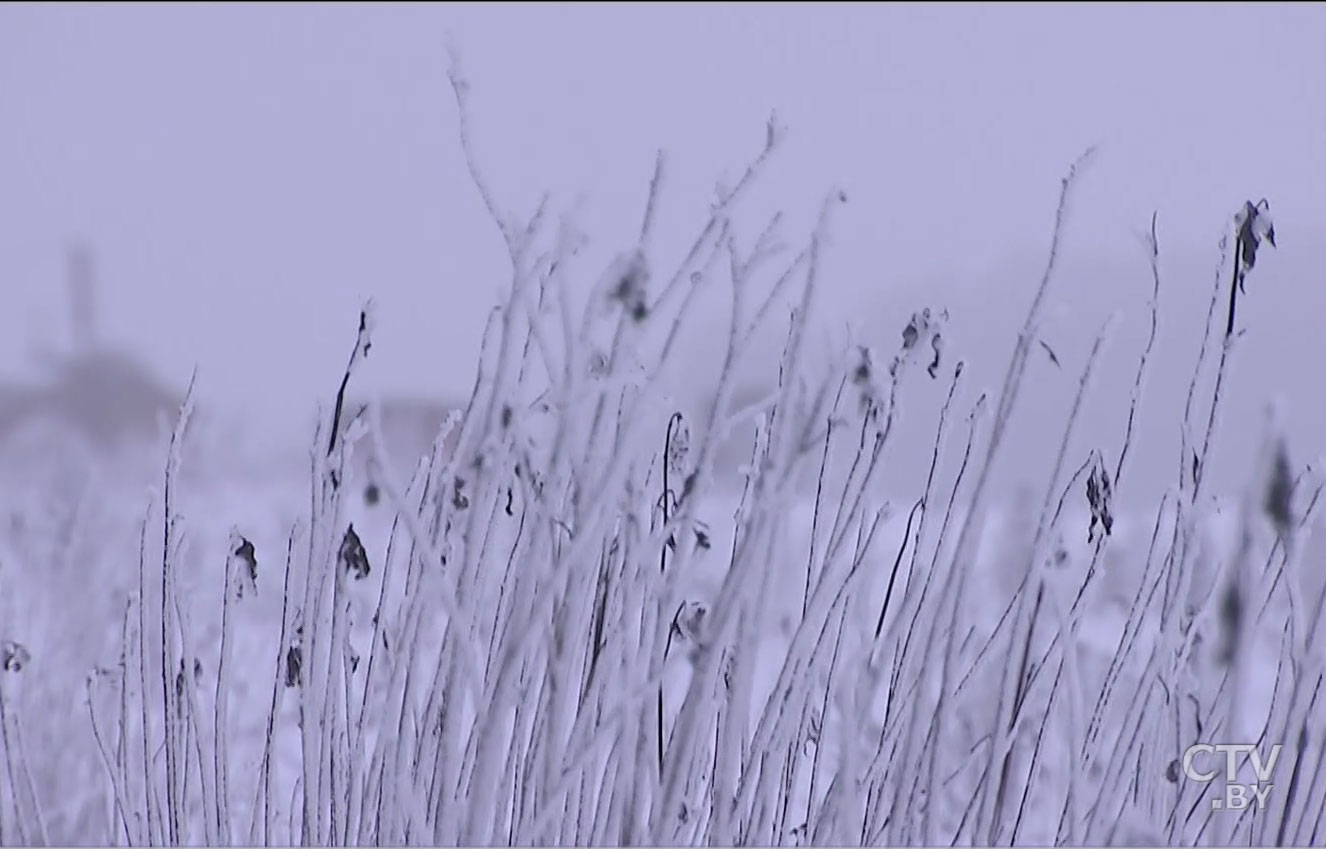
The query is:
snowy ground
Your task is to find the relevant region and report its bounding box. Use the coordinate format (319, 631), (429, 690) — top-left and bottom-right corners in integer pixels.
(0, 425), (1293, 846)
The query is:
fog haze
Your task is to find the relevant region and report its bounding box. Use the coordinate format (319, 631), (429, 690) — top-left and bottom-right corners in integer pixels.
(3, 2), (1324, 500)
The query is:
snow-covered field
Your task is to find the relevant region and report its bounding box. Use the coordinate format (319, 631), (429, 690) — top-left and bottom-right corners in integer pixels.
(0, 412), (1313, 846)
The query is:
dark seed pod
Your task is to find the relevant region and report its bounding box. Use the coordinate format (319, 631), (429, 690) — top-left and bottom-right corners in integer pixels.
(1216, 580), (1243, 666)
(232, 532), (258, 599)
(902, 319), (919, 351)
(340, 524), (370, 581)
(285, 645), (303, 688)
(694, 528), (711, 550)
(2, 641), (30, 673)
(1263, 440), (1293, 542)
(175, 660), (187, 705)
(1086, 457), (1114, 545)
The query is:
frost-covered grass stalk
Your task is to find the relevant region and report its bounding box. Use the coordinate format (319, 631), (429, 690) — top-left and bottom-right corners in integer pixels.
(0, 69), (1321, 847)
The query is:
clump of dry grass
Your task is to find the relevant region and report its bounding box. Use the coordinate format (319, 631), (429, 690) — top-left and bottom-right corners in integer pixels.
(0, 66), (1320, 848)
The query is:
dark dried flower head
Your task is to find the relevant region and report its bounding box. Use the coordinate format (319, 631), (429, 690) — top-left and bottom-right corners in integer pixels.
(285, 645), (302, 688)
(852, 346), (873, 386)
(234, 537), (257, 580)
(1216, 579), (1243, 666)
(853, 346), (878, 416)
(1263, 439), (1294, 541)
(608, 252), (649, 318)
(1086, 457), (1114, 544)
(230, 530), (258, 599)
(285, 621), (304, 688)
(902, 320), (919, 351)
(2, 640), (30, 673)
(694, 527), (711, 550)
(894, 306), (951, 380)
(340, 524), (371, 581)
(664, 521), (712, 555)
(356, 305), (375, 359)
(672, 600), (708, 643)
(1236, 198), (1277, 277)
(667, 413), (691, 479)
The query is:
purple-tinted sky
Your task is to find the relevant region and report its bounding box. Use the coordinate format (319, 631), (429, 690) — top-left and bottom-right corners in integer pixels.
(3, 3), (1324, 498)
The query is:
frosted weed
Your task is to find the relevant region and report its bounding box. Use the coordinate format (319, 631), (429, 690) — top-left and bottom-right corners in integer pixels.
(0, 68), (1318, 848)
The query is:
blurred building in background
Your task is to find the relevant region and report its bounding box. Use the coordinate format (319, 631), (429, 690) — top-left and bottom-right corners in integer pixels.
(0, 245), (184, 489)
(0, 245), (765, 503)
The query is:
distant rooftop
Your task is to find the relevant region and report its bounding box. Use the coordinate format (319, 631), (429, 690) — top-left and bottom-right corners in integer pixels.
(1, 246), (185, 459)
(0, 348), (183, 451)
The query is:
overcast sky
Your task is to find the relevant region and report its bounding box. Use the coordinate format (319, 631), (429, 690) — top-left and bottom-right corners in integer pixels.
(2, 2), (1324, 501)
